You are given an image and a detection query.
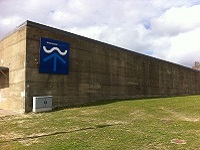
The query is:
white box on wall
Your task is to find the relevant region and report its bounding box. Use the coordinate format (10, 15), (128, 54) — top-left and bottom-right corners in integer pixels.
(33, 96), (52, 113)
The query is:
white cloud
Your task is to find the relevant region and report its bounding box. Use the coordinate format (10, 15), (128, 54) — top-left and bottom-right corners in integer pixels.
(1, 16), (21, 25)
(151, 5), (200, 37)
(147, 5), (200, 66)
(167, 27), (200, 66)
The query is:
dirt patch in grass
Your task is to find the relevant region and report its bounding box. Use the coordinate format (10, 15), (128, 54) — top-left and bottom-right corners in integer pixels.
(160, 107), (199, 122)
(129, 109), (146, 116)
(19, 138), (40, 146)
(171, 139), (187, 144)
(0, 131), (25, 141)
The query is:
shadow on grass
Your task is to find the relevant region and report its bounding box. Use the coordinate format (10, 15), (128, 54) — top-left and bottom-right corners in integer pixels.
(50, 94), (197, 113)
(0, 123), (121, 144)
(51, 97), (152, 112)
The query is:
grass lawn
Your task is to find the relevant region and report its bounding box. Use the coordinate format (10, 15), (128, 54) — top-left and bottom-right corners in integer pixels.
(1, 95), (200, 149)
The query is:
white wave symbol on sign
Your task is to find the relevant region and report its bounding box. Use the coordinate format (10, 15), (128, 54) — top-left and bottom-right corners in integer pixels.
(43, 46), (68, 56)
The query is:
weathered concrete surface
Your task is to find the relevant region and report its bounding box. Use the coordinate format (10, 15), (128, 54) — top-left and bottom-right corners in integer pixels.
(1, 20), (200, 113)
(0, 25), (26, 112)
(25, 21), (200, 112)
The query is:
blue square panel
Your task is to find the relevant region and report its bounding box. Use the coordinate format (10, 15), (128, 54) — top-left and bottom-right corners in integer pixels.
(39, 37), (70, 74)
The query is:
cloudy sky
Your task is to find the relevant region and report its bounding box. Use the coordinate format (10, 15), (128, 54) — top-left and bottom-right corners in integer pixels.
(0, 0), (200, 67)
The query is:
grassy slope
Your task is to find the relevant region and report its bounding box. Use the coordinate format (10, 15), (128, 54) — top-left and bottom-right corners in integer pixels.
(1, 95), (200, 149)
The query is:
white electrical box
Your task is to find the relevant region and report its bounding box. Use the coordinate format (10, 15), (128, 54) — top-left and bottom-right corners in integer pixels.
(33, 96), (52, 113)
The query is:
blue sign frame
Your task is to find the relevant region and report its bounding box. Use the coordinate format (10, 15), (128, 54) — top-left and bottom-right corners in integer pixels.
(39, 37), (70, 74)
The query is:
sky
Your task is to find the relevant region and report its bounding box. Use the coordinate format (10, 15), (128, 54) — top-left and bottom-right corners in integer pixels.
(0, 0), (200, 67)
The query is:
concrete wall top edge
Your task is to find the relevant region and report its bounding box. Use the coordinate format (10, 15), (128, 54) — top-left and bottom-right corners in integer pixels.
(1, 20), (198, 73)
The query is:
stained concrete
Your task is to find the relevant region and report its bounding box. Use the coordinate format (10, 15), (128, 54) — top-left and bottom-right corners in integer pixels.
(1, 20), (200, 113)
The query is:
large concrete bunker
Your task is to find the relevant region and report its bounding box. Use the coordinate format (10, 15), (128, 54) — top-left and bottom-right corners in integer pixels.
(0, 20), (200, 113)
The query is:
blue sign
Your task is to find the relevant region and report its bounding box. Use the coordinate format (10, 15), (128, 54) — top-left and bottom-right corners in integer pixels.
(39, 37), (70, 74)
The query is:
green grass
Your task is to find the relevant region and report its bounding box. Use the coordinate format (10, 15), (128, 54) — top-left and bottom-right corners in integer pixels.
(1, 95), (200, 149)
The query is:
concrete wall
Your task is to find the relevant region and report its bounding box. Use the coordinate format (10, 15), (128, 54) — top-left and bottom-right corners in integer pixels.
(0, 25), (26, 112)
(25, 21), (200, 112)
(0, 20), (199, 113)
